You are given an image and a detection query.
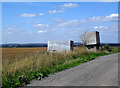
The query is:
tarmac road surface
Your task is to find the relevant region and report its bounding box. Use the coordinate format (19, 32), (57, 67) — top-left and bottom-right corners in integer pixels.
(27, 53), (119, 86)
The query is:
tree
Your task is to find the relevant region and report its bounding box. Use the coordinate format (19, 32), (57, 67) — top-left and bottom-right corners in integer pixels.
(80, 32), (87, 46)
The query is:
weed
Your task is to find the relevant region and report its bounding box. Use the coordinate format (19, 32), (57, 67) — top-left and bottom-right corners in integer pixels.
(2, 47), (120, 88)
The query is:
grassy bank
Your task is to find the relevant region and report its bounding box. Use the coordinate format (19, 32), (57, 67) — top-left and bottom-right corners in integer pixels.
(2, 47), (120, 88)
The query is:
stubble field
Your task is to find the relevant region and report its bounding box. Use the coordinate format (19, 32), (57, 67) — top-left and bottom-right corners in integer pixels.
(2, 47), (47, 65)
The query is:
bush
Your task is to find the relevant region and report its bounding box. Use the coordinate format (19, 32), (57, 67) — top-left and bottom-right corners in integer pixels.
(102, 44), (112, 52)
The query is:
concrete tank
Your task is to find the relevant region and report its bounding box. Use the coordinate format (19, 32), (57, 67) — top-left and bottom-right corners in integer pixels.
(47, 40), (74, 52)
(85, 31), (100, 45)
(85, 31), (100, 51)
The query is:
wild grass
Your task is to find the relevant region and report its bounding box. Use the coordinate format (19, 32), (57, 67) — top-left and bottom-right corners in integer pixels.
(2, 47), (86, 76)
(2, 46), (120, 87)
(2, 47), (47, 65)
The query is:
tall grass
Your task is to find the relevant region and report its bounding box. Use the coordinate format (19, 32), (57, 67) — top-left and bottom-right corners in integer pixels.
(2, 47), (119, 87)
(3, 47), (86, 76)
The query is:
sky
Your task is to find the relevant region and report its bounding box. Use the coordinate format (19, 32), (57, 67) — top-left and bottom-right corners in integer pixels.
(1, 0), (119, 2)
(2, 2), (118, 44)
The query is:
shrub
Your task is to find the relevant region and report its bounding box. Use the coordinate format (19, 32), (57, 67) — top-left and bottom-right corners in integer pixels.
(102, 44), (112, 52)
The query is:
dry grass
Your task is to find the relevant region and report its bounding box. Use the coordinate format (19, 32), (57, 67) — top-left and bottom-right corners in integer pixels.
(2, 47), (47, 65)
(3, 46), (118, 87)
(2, 47), (87, 76)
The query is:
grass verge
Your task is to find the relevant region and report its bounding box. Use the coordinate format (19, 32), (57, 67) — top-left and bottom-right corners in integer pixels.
(2, 47), (120, 88)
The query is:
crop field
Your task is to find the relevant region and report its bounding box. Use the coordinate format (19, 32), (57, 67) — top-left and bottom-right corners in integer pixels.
(2, 47), (47, 65)
(2, 47), (79, 65)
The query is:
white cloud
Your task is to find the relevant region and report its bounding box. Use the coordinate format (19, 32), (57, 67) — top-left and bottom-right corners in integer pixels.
(20, 13), (44, 17)
(56, 13), (118, 27)
(34, 24), (49, 27)
(57, 20), (80, 27)
(48, 3), (77, 14)
(92, 26), (109, 32)
(94, 26), (99, 29)
(20, 13), (36, 17)
(90, 23), (118, 32)
(34, 24), (50, 29)
(62, 3), (78, 8)
(87, 14), (118, 23)
(93, 26), (104, 29)
(37, 31), (47, 33)
(48, 10), (64, 13)
(39, 13), (44, 16)
(106, 14), (118, 18)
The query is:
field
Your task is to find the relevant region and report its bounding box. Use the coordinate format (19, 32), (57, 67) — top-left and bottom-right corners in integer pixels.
(2, 47), (47, 66)
(2, 46), (120, 87)
(2, 47), (80, 65)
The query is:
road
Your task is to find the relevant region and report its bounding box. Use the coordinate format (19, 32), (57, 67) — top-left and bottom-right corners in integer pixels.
(27, 53), (118, 86)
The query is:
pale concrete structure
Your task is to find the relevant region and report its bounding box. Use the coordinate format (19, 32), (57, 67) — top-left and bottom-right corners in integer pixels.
(47, 40), (74, 52)
(85, 31), (100, 51)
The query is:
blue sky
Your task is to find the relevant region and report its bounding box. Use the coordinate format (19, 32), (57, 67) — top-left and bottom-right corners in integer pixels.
(2, 2), (118, 44)
(1, 0), (119, 2)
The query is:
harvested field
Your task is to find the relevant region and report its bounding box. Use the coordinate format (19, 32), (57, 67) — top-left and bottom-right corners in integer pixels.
(2, 47), (80, 65)
(2, 47), (47, 65)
